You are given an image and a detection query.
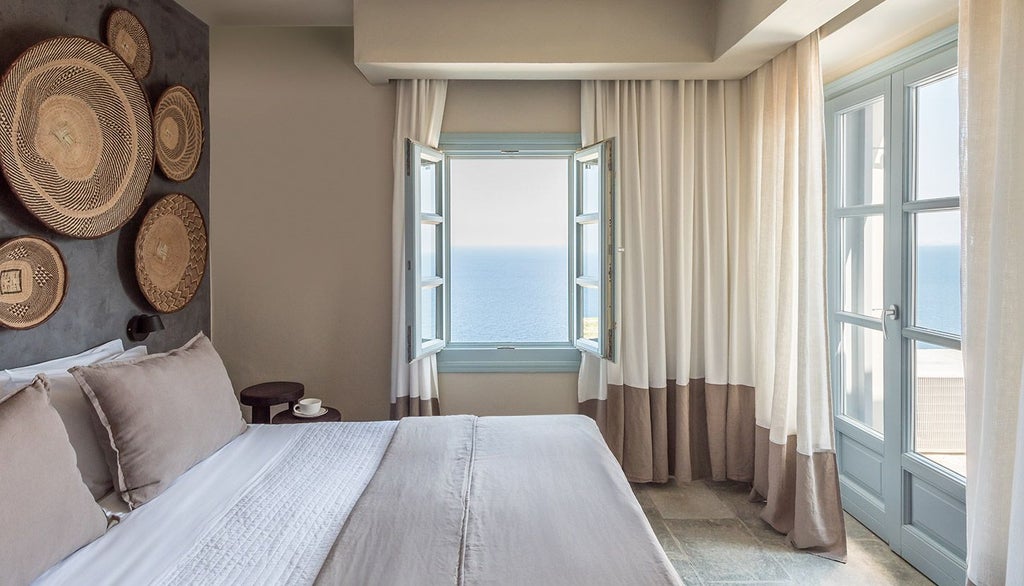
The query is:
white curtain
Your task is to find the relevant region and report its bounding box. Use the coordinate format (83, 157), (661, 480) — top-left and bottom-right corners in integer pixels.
(389, 80), (447, 419)
(960, 2), (1024, 584)
(579, 32), (845, 559)
(578, 79), (755, 484)
(744, 31), (844, 560)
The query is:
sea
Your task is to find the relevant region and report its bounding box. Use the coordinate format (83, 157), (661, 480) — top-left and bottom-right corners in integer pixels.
(450, 247), (569, 343)
(448, 244), (962, 343)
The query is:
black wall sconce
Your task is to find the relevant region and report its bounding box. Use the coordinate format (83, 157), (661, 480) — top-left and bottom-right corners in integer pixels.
(128, 314), (164, 342)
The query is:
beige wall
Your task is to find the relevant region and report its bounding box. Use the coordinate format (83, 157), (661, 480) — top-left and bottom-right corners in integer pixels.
(443, 80), (580, 134)
(354, 0), (713, 66)
(438, 79), (581, 417)
(210, 26), (395, 421)
(210, 28), (580, 420)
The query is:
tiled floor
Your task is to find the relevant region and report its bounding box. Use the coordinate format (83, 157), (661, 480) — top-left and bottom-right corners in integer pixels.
(634, 480), (934, 585)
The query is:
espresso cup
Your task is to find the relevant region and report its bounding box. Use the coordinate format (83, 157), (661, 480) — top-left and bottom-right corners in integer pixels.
(295, 398), (322, 415)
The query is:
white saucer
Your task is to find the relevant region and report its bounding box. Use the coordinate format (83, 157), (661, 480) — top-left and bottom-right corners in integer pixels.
(292, 406), (327, 418)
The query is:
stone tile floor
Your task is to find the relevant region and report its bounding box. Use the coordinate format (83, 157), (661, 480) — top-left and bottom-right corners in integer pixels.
(634, 480), (934, 585)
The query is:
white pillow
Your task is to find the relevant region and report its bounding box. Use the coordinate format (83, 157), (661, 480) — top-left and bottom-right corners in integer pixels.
(41, 345), (149, 500)
(0, 340), (125, 394)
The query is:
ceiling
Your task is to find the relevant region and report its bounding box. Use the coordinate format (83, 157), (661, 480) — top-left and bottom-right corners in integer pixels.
(175, 0), (353, 26)
(178, 0), (958, 84)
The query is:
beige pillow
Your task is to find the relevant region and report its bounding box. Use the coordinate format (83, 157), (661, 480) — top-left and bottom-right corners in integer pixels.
(42, 345), (149, 500)
(0, 378), (108, 584)
(72, 333), (246, 508)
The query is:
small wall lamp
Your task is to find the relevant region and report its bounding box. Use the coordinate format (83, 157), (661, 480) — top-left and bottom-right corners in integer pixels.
(128, 314), (165, 342)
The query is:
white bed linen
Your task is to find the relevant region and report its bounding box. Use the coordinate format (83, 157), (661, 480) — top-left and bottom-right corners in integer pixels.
(35, 422), (396, 585)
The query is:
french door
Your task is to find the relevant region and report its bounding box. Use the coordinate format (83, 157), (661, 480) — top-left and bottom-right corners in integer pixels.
(826, 45), (965, 586)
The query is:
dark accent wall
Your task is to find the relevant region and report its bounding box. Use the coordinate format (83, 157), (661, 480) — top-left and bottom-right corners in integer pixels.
(0, 0), (209, 368)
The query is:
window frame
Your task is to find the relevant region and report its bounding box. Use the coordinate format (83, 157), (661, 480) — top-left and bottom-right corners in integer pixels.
(405, 140), (447, 362)
(436, 133), (584, 373)
(572, 139), (616, 360)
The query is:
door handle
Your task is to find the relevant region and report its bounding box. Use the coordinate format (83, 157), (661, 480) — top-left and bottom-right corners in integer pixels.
(873, 305), (899, 339)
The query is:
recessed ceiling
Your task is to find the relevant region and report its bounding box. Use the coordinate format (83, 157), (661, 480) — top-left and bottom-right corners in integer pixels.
(175, 0), (353, 26)
(819, 0), (957, 82)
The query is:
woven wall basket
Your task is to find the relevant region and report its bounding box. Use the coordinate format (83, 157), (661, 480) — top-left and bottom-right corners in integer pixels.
(0, 36), (154, 239)
(153, 85), (203, 182)
(105, 8), (152, 80)
(0, 236), (67, 330)
(135, 193), (207, 313)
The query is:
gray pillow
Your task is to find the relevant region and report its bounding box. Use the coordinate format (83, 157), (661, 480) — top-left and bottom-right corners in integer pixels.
(0, 378), (108, 584)
(72, 333), (246, 508)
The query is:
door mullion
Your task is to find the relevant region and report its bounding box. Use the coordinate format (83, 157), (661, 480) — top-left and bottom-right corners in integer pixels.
(882, 67), (906, 552)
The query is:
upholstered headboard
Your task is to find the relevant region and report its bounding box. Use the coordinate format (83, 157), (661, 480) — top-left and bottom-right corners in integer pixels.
(0, 0), (210, 368)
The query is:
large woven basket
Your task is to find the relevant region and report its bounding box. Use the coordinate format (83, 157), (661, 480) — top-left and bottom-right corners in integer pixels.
(105, 8), (152, 80)
(135, 194), (207, 313)
(0, 36), (154, 239)
(153, 85), (203, 182)
(0, 236), (67, 330)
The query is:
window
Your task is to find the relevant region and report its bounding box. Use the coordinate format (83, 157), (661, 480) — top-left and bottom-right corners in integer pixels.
(404, 134), (616, 371)
(405, 141), (446, 361)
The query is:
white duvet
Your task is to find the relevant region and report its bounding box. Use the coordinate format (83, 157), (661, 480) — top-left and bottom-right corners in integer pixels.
(35, 422), (397, 586)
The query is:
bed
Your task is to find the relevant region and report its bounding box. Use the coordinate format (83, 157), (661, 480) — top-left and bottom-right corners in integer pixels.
(2, 336), (680, 585)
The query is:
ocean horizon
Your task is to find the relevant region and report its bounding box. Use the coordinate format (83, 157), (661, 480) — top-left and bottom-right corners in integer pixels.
(446, 244), (961, 344)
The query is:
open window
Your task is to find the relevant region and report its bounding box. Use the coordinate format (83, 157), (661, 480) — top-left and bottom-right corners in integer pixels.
(572, 139), (616, 359)
(405, 134), (617, 368)
(405, 139), (446, 362)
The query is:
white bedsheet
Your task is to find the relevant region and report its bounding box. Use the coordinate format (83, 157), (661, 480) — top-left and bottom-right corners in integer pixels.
(35, 422), (396, 586)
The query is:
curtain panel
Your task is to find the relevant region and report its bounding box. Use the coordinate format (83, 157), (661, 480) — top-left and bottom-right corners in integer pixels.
(579, 32), (846, 560)
(389, 80), (447, 419)
(960, 1), (1024, 584)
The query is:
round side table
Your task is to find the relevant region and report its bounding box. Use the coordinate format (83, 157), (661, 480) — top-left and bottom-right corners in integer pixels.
(240, 381), (304, 424)
(272, 407), (342, 424)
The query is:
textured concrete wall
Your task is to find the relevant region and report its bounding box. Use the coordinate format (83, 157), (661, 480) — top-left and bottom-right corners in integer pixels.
(0, 0), (210, 368)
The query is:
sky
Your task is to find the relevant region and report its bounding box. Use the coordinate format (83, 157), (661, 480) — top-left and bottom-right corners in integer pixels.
(448, 157), (569, 248)
(914, 73), (960, 247)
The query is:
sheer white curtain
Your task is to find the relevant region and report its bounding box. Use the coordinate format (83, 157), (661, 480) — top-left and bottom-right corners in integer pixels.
(389, 80), (447, 418)
(579, 32), (845, 559)
(959, 1), (1024, 584)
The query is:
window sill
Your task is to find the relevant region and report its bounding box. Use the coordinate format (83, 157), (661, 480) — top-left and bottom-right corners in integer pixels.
(437, 345), (582, 373)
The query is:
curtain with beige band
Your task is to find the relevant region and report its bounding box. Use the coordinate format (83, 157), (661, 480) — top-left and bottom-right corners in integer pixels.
(390, 80), (447, 419)
(960, 1), (1024, 584)
(579, 33), (846, 560)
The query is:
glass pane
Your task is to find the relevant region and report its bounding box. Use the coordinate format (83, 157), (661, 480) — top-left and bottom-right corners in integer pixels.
(839, 323), (885, 433)
(449, 157), (569, 343)
(421, 286), (437, 341)
(420, 223), (438, 278)
(840, 215), (884, 316)
(914, 210), (961, 335)
(581, 221), (600, 278)
(913, 342), (965, 477)
(580, 159), (600, 214)
(420, 161), (437, 214)
(914, 74), (959, 200)
(840, 98), (885, 206)
(580, 285), (600, 342)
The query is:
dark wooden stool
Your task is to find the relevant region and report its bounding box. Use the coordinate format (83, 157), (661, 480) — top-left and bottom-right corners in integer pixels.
(240, 381), (304, 424)
(272, 406), (342, 424)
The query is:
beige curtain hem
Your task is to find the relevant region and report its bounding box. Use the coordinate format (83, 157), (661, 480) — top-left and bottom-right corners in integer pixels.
(390, 397), (440, 420)
(580, 380), (755, 484)
(752, 426), (847, 561)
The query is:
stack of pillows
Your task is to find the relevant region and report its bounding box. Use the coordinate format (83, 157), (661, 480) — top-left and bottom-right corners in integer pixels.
(0, 333), (246, 585)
